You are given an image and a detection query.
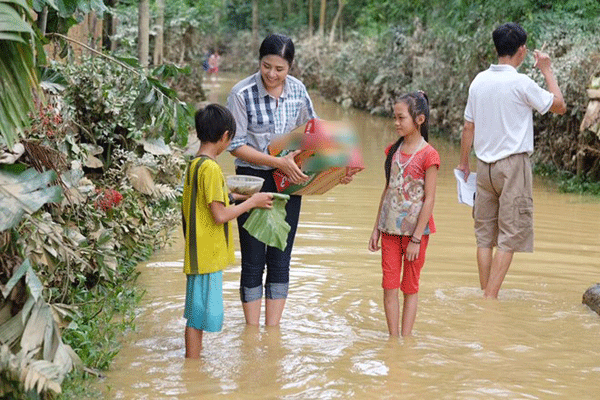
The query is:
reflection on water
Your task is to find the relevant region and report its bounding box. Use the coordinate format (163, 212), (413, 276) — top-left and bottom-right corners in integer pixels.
(100, 75), (600, 399)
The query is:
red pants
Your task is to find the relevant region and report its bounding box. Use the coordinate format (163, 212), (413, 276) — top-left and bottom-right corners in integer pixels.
(381, 233), (429, 294)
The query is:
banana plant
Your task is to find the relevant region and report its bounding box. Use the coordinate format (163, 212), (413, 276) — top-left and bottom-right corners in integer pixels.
(0, 0), (107, 151)
(0, 0), (38, 151)
(0, 259), (81, 398)
(0, 167), (63, 231)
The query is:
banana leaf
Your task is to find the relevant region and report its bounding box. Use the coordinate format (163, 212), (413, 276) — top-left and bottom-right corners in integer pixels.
(0, 167), (63, 231)
(243, 193), (290, 251)
(0, 0), (38, 150)
(0, 258), (38, 300)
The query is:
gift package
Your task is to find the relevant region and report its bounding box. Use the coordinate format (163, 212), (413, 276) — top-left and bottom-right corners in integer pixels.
(269, 119), (364, 195)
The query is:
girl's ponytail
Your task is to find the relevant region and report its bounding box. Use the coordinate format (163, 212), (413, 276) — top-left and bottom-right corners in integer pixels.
(415, 90), (429, 141)
(384, 138), (403, 186)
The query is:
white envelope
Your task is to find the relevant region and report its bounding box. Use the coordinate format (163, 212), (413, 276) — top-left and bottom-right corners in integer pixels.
(454, 168), (477, 207)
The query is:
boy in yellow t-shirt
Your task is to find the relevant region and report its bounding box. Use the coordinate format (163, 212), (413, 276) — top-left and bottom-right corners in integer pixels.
(182, 104), (273, 358)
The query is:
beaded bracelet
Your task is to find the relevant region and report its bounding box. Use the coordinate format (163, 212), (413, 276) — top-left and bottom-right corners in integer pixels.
(409, 236), (421, 245)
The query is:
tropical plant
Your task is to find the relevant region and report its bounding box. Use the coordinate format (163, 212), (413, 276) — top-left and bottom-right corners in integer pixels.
(0, 0), (39, 150)
(0, 258), (82, 398)
(0, 167), (63, 231)
(57, 55), (192, 166)
(0, 0), (111, 150)
(1, 34), (189, 396)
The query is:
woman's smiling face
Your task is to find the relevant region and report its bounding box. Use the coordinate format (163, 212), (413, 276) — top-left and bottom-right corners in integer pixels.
(260, 55), (290, 92)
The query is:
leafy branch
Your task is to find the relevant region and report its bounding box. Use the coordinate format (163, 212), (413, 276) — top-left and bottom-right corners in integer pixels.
(47, 32), (194, 146)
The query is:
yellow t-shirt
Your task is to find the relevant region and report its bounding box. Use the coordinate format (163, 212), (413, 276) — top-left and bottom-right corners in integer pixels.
(182, 156), (234, 274)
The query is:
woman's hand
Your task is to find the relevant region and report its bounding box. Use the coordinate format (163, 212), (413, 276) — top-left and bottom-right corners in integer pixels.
(340, 167), (361, 185)
(368, 228), (381, 252)
(405, 241), (420, 261)
(340, 174), (353, 184)
(277, 150), (309, 184)
(340, 167), (353, 184)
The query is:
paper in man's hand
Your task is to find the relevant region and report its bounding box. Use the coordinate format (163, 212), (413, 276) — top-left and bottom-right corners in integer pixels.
(453, 169), (476, 207)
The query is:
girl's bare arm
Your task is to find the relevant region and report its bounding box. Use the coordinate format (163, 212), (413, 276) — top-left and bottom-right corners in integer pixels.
(369, 185), (388, 252)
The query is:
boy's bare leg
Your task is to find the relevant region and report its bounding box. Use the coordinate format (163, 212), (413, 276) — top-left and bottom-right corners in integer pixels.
(185, 326), (203, 359)
(243, 299), (262, 326)
(477, 247), (493, 290)
(484, 249), (514, 299)
(401, 293), (418, 337)
(265, 298), (286, 326)
(383, 288), (400, 336)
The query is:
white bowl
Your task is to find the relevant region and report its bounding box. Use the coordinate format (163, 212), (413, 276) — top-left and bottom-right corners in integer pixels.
(227, 175), (264, 195)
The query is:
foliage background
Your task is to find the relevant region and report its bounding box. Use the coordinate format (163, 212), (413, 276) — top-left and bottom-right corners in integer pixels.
(1, 0), (600, 398)
(140, 0), (600, 180)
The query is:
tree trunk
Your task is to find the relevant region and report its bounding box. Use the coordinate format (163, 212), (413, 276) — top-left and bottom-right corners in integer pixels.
(153, 0), (164, 66)
(89, 12), (103, 50)
(103, 12), (114, 51)
(215, 0), (225, 25)
(318, 0), (326, 37)
(138, 0), (150, 68)
(103, 0), (118, 51)
(37, 6), (48, 35)
(308, 0), (313, 38)
(328, 0), (344, 45)
(276, 0), (283, 23)
(252, 0), (259, 52)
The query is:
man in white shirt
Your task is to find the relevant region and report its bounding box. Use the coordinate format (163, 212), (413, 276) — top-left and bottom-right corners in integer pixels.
(457, 22), (566, 299)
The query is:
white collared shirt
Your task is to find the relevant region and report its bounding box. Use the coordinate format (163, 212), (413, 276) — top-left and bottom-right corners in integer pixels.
(227, 72), (316, 170)
(464, 64), (554, 163)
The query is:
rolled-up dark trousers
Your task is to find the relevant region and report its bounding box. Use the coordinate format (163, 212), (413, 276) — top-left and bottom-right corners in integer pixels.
(235, 166), (301, 302)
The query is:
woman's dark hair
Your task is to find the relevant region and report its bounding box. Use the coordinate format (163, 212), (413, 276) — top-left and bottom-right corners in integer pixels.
(492, 22), (527, 57)
(194, 104), (236, 143)
(384, 91), (430, 185)
(259, 34), (295, 66)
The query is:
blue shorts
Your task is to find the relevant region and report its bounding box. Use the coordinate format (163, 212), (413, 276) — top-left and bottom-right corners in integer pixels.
(184, 271), (223, 332)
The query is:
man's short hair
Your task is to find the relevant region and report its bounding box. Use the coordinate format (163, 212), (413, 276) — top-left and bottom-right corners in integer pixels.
(492, 22), (527, 57)
(195, 104), (236, 143)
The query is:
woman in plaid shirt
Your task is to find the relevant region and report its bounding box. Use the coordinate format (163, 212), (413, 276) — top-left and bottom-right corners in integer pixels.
(226, 34), (318, 327)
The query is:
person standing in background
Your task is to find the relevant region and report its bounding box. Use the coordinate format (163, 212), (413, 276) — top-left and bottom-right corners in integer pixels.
(457, 22), (566, 299)
(207, 49), (220, 81)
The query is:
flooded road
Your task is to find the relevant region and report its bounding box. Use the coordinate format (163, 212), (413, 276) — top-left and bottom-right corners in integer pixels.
(100, 75), (600, 399)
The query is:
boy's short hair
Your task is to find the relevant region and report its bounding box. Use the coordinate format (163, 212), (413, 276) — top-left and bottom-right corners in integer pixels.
(195, 104), (236, 143)
(492, 22), (527, 57)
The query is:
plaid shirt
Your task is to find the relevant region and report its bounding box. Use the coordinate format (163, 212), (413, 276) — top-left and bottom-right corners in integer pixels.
(227, 72), (317, 170)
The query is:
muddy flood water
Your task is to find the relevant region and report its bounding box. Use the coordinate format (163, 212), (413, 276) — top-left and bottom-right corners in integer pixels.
(99, 75), (600, 399)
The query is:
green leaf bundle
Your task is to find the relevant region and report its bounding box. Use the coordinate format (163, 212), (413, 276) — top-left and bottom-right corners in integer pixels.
(242, 193), (290, 251)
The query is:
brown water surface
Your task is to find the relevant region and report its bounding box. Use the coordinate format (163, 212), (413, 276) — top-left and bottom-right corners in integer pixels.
(100, 75), (600, 399)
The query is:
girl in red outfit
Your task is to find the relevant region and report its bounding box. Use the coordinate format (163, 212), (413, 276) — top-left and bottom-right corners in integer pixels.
(369, 91), (440, 337)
